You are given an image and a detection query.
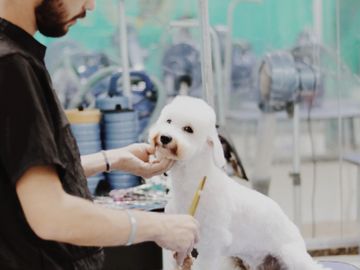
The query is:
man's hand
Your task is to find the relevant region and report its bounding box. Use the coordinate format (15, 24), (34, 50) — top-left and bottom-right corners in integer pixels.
(155, 214), (199, 265)
(108, 143), (174, 178)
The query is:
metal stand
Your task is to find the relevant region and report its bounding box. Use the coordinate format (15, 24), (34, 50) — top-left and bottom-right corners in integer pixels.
(198, 0), (215, 107)
(252, 113), (277, 195)
(224, 0), (262, 113)
(167, 19), (224, 124)
(291, 103), (302, 227)
(119, 0), (133, 108)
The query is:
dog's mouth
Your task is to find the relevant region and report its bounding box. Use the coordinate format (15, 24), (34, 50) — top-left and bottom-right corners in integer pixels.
(155, 144), (179, 159)
(152, 135), (179, 160)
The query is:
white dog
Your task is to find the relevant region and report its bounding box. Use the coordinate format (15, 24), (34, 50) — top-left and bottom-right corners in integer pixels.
(149, 96), (328, 270)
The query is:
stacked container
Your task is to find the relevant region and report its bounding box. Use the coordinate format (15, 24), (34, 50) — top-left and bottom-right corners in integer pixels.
(65, 109), (104, 195)
(107, 71), (157, 134)
(96, 95), (142, 190)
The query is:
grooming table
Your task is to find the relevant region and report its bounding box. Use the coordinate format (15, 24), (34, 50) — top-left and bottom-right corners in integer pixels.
(227, 100), (360, 122)
(343, 153), (360, 222)
(94, 184), (169, 270)
(103, 241), (162, 270)
(227, 100), (360, 161)
(102, 206), (164, 270)
(227, 100), (360, 147)
(320, 261), (360, 269)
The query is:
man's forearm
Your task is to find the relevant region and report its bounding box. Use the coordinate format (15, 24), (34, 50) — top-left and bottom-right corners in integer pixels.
(17, 165), (162, 247)
(18, 166), (198, 254)
(81, 152), (107, 177)
(36, 193), (163, 247)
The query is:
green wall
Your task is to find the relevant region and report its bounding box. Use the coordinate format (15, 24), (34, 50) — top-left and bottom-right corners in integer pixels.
(37, 0), (359, 75)
(339, 0), (360, 74)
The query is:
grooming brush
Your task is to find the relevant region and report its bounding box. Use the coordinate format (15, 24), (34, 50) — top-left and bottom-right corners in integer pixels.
(174, 176), (207, 270)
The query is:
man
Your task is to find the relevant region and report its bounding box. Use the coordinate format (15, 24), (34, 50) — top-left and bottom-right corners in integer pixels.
(0, 0), (199, 269)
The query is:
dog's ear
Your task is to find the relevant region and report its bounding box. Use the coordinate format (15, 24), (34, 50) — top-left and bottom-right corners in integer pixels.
(207, 128), (226, 168)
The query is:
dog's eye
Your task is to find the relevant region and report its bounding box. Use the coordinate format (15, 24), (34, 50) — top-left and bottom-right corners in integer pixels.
(183, 126), (194, 134)
(166, 119), (172, 124)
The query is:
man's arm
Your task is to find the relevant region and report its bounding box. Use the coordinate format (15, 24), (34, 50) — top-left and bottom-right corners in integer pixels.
(80, 152), (107, 177)
(16, 165), (198, 251)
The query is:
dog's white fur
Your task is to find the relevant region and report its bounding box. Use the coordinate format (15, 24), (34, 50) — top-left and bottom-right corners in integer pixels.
(150, 96), (328, 270)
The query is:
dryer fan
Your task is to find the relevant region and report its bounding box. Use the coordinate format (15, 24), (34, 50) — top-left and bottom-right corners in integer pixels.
(259, 50), (322, 115)
(162, 42), (202, 97)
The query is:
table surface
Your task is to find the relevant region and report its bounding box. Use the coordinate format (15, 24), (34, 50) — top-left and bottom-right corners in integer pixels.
(343, 153), (360, 166)
(227, 100), (360, 121)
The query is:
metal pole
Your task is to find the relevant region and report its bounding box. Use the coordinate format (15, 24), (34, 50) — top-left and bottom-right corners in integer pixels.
(313, 0), (323, 43)
(210, 28), (226, 125)
(119, 0), (132, 108)
(357, 167), (360, 222)
(224, 0), (262, 111)
(292, 103), (302, 227)
(335, 0), (344, 236)
(198, 0), (215, 107)
(224, 0), (240, 113)
(168, 18), (225, 124)
(252, 113), (277, 195)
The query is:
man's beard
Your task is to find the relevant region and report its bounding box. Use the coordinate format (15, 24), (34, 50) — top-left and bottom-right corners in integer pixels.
(35, 0), (86, 37)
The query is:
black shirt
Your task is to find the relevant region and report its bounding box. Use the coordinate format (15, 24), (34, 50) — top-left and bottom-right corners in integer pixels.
(0, 18), (104, 269)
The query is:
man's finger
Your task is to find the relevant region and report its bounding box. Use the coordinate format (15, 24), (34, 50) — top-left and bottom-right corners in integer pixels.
(154, 159), (174, 174)
(163, 159), (175, 171)
(146, 159), (173, 174)
(151, 160), (160, 164)
(144, 144), (155, 155)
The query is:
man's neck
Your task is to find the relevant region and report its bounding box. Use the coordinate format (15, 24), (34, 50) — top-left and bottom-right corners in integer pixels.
(0, 1), (37, 35)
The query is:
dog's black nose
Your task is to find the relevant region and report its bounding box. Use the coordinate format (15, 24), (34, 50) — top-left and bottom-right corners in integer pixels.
(160, 135), (172, 145)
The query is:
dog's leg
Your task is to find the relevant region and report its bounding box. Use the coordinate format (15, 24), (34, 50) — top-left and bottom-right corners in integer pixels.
(193, 252), (225, 270)
(256, 255), (285, 270)
(278, 244), (330, 270)
(231, 257), (251, 270)
(163, 249), (178, 270)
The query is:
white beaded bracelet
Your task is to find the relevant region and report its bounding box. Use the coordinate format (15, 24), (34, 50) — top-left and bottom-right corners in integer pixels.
(125, 210), (137, 246)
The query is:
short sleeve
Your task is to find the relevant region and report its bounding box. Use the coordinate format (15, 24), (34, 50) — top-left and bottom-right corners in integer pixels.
(0, 54), (65, 185)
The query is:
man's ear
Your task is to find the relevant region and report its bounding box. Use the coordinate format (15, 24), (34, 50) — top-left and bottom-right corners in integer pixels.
(207, 128), (226, 168)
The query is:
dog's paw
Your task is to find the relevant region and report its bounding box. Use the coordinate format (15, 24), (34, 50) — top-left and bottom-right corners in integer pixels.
(231, 257), (250, 270)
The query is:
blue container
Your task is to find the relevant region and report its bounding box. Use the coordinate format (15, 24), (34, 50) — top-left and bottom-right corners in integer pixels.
(95, 87), (141, 189)
(72, 131), (101, 142)
(104, 130), (138, 141)
(77, 141), (102, 149)
(96, 96), (129, 111)
(107, 174), (141, 190)
(77, 141), (102, 155)
(71, 123), (102, 155)
(87, 174), (104, 195)
(104, 139), (137, 149)
(71, 123), (100, 133)
(104, 122), (138, 134)
(139, 118), (149, 133)
(79, 147), (102, 156)
(107, 171), (128, 176)
(102, 111), (139, 150)
(103, 111), (138, 123)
